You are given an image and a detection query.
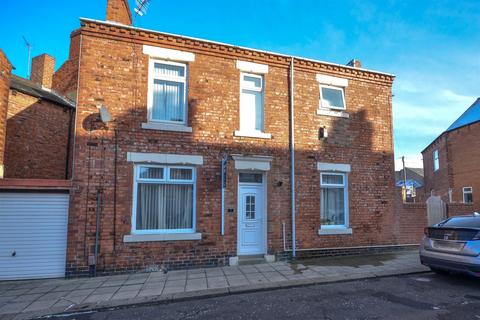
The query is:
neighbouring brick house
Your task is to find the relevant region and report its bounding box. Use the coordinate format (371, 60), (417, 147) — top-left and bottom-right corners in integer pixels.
(422, 98), (480, 212)
(58, 0), (407, 276)
(0, 50), (75, 280)
(0, 53), (75, 180)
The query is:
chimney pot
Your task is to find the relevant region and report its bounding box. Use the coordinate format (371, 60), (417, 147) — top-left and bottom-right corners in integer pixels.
(347, 59), (362, 68)
(30, 54), (55, 89)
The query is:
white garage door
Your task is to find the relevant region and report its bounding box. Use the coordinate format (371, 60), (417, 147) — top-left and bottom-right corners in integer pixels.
(0, 192), (69, 280)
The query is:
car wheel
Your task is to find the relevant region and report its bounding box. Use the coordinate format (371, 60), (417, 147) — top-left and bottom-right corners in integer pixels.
(430, 267), (450, 275)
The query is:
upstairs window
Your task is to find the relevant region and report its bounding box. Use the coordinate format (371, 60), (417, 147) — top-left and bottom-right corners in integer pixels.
(463, 187), (473, 203)
(320, 85), (346, 110)
(433, 150), (439, 171)
(149, 60), (187, 124)
(239, 73), (264, 133)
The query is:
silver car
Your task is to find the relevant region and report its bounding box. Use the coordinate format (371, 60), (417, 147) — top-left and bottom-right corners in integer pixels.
(420, 214), (480, 277)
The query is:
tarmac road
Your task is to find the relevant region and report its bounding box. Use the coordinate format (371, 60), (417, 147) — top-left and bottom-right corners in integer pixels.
(54, 272), (480, 320)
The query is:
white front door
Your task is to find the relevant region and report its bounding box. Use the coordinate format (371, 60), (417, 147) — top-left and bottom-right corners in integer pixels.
(238, 182), (265, 255)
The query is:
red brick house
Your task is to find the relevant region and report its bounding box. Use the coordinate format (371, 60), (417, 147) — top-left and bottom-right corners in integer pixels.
(422, 98), (480, 212)
(2, 0), (423, 279)
(57, 0), (407, 276)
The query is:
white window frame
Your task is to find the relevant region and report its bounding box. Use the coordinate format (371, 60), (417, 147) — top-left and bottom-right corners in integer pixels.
(131, 164), (196, 235)
(235, 72), (271, 138)
(320, 172), (349, 230)
(433, 149), (439, 171)
(463, 187), (473, 203)
(147, 59), (188, 126)
(319, 84), (346, 111)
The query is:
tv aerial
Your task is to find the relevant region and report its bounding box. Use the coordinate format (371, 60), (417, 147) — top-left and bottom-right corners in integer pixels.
(134, 0), (150, 17)
(22, 36), (33, 78)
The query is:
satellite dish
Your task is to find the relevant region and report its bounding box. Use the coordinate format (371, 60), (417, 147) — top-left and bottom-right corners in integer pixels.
(99, 105), (112, 123)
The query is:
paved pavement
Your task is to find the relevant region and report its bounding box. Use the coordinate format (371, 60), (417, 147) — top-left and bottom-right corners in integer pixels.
(61, 272), (480, 320)
(0, 249), (427, 319)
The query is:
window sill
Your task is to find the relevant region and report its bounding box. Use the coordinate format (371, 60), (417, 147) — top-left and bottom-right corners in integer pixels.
(317, 108), (349, 118)
(318, 227), (352, 235)
(234, 130), (272, 139)
(142, 122), (193, 133)
(123, 233), (202, 243)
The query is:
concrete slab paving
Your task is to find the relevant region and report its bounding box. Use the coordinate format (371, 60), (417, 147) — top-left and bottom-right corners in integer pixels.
(0, 249), (428, 319)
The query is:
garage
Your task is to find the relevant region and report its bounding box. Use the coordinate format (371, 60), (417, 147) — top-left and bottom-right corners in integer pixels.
(0, 192), (69, 280)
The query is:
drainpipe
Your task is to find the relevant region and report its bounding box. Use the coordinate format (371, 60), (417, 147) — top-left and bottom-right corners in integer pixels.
(289, 57), (296, 258)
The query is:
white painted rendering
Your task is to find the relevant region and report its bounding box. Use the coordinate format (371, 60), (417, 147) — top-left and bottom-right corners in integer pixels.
(236, 60), (269, 74)
(316, 74), (349, 87)
(317, 162), (351, 172)
(229, 256), (239, 266)
(232, 155), (273, 171)
(143, 45), (195, 62)
(127, 152), (203, 165)
(0, 193), (69, 280)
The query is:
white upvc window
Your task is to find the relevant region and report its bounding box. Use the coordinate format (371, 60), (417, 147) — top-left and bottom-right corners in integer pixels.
(320, 85), (346, 110)
(132, 164), (196, 234)
(238, 72), (266, 135)
(320, 172), (349, 228)
(463, 187), (473, 203)
(433, 149), (439, 171)
(148, 59), (188, 125)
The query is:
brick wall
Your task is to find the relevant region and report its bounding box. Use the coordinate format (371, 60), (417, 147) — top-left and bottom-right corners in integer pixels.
(66, 20), (396, 275)
(0, 50), (12, 178)
(4, 89), (72, 179)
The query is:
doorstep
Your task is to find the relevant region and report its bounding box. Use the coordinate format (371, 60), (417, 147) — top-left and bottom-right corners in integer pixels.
(0, 249), (428, 320)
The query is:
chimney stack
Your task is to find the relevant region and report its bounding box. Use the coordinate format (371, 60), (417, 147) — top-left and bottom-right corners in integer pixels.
(106, 0), (132, 26)
(346, 59), (362, 68)
(30, 54), (55, 89)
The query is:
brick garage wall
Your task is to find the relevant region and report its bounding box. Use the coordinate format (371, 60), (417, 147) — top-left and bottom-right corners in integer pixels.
(66, 20), (395, 275)
(0, 50), (12, 177)
(4, 89), (72, 179)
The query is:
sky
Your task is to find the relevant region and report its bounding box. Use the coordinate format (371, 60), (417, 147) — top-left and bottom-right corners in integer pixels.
(1, 0), (479, 170)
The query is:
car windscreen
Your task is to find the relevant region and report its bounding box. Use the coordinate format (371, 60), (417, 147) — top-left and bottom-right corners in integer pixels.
(437, 216), (480, 228)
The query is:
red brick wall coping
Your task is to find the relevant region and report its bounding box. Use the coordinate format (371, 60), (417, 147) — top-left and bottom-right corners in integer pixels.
(0, 178), (71, 190)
